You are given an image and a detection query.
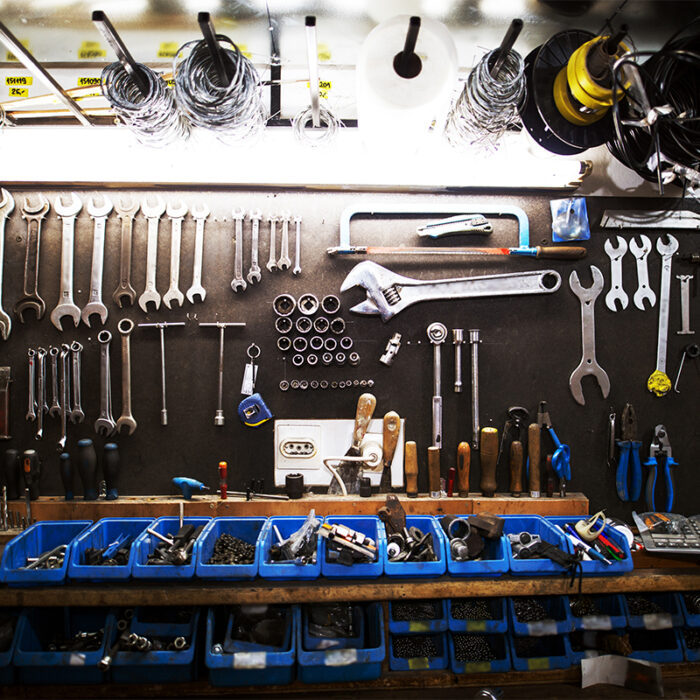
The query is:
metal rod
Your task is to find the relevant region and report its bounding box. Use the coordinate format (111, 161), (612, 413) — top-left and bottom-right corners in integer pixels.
(396, 16), (421, 77)
(198, 12), (232, 86)
(489, 18), (524, 78)
(305, 16), (320, 128)
(470, 330), (481, 450)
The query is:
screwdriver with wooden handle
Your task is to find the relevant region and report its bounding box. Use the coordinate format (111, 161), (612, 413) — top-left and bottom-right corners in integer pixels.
(509, 440), (523, 496)
(428, 446), (441, 498)
(479, 427), (499, 497)
(457, 441), (470, 497)
(528, 423), (541, 498)
(379, 411), (401, 492)
(404, 441), (418, 497)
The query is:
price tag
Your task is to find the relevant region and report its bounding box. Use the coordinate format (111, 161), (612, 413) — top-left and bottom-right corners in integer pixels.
(317, 43), (331, 62)
(158, 42), (179, 58)
(78, 41), (106, 59)
(5, 76), (32, 86)
(8, 87), (28, 98)
(306, 79), (332, 99)
(76, 77), (101, 98)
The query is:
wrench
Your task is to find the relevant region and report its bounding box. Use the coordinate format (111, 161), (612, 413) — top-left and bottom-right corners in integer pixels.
(247, 209), (262, 284)
(50, 193), (83, 331)
(139, 195), (166, 312)
(81, 194), (113, 327)
(648, 234), (680, 397)
(0, 189), (15, 339)
(278, 211), (292, 270)
(35, 347), (47, 439)
(14, 195), (49, 322)
(340, 261), (562, 322)
(116, 318), (137, 435)
(292, 215), (302, 276)
(427, 322), (447, 448)
(70, 341), (84, 424)
(112, 197), (140, 307)
(186, 202), (209, 304)
(48, 346), (61, 417)
(95, 330), (116, 437)
(266, 215), (278, 272)
(677, 274), (694, 335)
(163, 199), (187, 309)
(58, 343), (70, 452)
(568, 266), (611, 405)
(26, 348), (37, 422)
(230, 207), (247, 293)
(604, 236), (629, 312)
(629, 235), (656, 310)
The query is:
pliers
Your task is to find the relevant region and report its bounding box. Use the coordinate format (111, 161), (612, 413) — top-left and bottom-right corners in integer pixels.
(537, 401), (571, 495)
(615, 404), (643, 502)
(644, 424), (678, 512)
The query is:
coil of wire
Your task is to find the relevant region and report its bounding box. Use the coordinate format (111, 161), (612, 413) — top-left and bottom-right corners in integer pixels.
(292, 105), (342, 146)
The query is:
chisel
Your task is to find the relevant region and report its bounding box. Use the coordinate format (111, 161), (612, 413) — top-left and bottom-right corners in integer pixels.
(528, 423), (541, 498)
(457, 441), (470, 497)
(428, 446), (441, 498)
(510, 440), (523, 496)
(480, 428), (499, 497)
(379, 411), (401, 492)
(404, 441), (418, 497)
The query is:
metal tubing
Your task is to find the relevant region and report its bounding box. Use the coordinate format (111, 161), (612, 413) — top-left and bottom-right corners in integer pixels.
(470, 329), (481, 450)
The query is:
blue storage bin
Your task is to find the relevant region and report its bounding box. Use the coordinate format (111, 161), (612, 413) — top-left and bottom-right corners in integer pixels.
(628, 628), (684, 663)
(195, 517), (266, 580)
(389, 599), (447, 634)
(502, 515), (570, 577)
(109, 607), (200, 683)
(681, 628), (700, 662)
(442, 514), (508, 577)
(302, 603), (365, 650)
(508, 596), (574, 636)
(0, 520), (92, 586)
(298, 603), (385, 683)
(448, 633), (511, 674)
(258, 516), (322, 581)
(388, 632), (448, 671)
(623, 592), (683, 629)
(568, 594), (627, 631)
(205, 606), (297, 687)
(131, 516), (210, 580)
(568, 630), (627, 663)
(321, 516), (386, 579)
(384, 516), (447, 578)
(68, 517), (153, 582)
(448, 598), (508, 634)
(0, 611), (19, 685)
(14, 607), (114, 684)
(222, 606), (293, 654)
(508, 633), (574, 671)
(679, 592), (700, 628)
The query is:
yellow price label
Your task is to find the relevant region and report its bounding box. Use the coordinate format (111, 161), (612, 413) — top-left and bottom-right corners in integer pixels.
(466, 620), (487, 632)
(407, 621), (430, 633)
(78, 41), (106, 59)
(8, 87), (28, 98)
(317, 43), (331, 62)
(157, 42), (179, 58)
(407, 657), (430, 670)
(6, 39), (30, 62)
(5, 76), (32, 86)
(78, 77), (101, 87)
(465, 661), (492, 673)
(165, 78), (175, 88)
(306, 79), (331, 99)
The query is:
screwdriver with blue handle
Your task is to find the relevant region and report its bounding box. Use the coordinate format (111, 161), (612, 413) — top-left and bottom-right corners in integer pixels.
(644, 424), (678, 512)
(615, 403), (642, 502)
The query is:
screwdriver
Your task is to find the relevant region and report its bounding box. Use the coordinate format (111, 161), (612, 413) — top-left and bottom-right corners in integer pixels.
(219, 461), (227, 499)
(22, 449), (40, 500)
(59, 452), (74, 501)
(479, 428), (499, 497)
(77, 438), (98, 501)
(528, 423), (541, 498)
(3, 448), (20, 500)
(509, 440), (523, 496)
(457, 441), (470, 497)
(428, 446), (441, 498)
(103, 443), (119, 501)
(404, 441), (418, 497)
(379, 411), (401, 493)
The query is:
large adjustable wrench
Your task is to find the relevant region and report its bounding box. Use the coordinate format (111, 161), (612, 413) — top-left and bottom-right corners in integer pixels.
(51, 193), (83, 331)
(340, 261), (561, 322)
(112, 197), (139, 307)
(0, 189), (15, 340)
(81, 194), (113, 327)
(116, 318), (137, 435)
(230, 207), (247, 292)
(15, 195), (49, 323)
(163, 200), (187, 309)
(604, 236), (629, 312)
(139, 195), (166, 312)
(186, 202), (209, 303)
(629, 235), (656, 310)
(568, 266), (610, 405)
(95, 330), (116, 436)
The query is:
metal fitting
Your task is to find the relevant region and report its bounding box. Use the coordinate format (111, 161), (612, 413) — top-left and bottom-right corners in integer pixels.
(277, 336), (292, 352)
(292, 336), (308, 353)
(310, 380), (319, 389)
(339, 381), (346, 389)
(273, 294), (296, 317)
(295, 317), (312, 334)
(335, 352), (347, 366)
(380, 332), (402, 366)
(313, 316), (329, 334)
(340, 336), (354, 350)
(320, 380), (329, 389)
(298, 293), (319, 316)
(348, 352), (360, 367)
(299, 380), (309, 390)
(321, 352), (333, 366)
(275, 317), (293, 334)
(291, 354), (304, 367)
(321, 295), (341, 315)
(309, 335), (324, 351)
(307, 354), (318, 366)
(331, 381), (338, 389)
(290, 380), (300, 390)
(330, 317), (346, 335)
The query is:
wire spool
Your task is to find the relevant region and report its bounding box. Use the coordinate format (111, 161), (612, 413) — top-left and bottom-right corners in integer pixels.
(292, 104), (342, 146)
(101, 62), (189, 147)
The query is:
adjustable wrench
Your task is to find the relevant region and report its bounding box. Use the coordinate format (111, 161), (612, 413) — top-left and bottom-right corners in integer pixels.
(629, 235), (656, 310)
(139, 195), (166, 312)
(427, 322), (447, 448)
(648, 234), (680, 396)
(58, 343), (70, 452)
(604, 236), (629, 312)
(677, 274), (694, 335)
(163, 200), (187, 309)
(0, 189), (15, 340)
(278, 212), (292, 271)
(186, 202), (209, 304)
(48, 346), (61, 417)
(81, 194), (113, 327)
(230, 207), (247, 293)
(15, 195), (49, 323)
(292, 215), (302, 276)
(112, 197), (139, 307)
(266, 215), (278, 272)
(247, 209), (262, 284)
(116, 318), (137, 435)
(95, 330), (116, 437)
(70, 341), (84, 424)
(35, 347), (47, 439)
(26, 348), (37, 422)
(51, 193), (83, 331)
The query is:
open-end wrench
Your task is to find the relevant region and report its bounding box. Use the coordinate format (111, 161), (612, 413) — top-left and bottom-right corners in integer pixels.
(648, 234), (680, 396)
(81, 194), (113, 327)
(186, 202), (209, 304)
(95, 330), (116, 437)
(163, 200), (187, 309)
(58, 344), (70, 452)
(340, 261), (562, 322)
(629, 235), (656, 310)
(112, 197), (139, 308)
(230, 207), (247, 293)
(26, 348), (37, 422)
(293, 215), (302, 276)
(266, 215), (278, 272)
(35, 347), (47, 439)
(278, 211), (292, 271)
(51, 193), (83, 331)
(247, 209), (262, 284)
(14, 195), (49, 323)
(677, 274), (694, 335)
(604, 236), (629, 312)
(0, 189), (15, 340)
(70, 341), (84, 424)
(427, 322), (447, 448)
(48, 346), (60, 417)
(139, 195), (166, 313)
(116, 318), (137, 435)
(569, 266), (611, 405)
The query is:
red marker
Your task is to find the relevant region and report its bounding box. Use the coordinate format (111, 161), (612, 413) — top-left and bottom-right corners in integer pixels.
(218, 461), (228, 500)
(447, 467), (456, 497)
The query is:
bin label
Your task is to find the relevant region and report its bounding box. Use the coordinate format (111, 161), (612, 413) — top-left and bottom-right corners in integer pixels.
(6, 76), (32, 86)
(233, 651), (267, 669)
(408, 621), (430, 632)
(325, 648), (357, 666)
(465, 661), (492, 673)
(408, 657), (429, 670)
(642, 613), (672, 630)
(581, 615), (612, 631)
(527, 658), (550, 670)
(69, 652), (86, 666)
(466, 621), (486, 632)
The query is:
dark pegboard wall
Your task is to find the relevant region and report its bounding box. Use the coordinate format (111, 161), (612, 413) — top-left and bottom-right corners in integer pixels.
(0, 186), (698, 522)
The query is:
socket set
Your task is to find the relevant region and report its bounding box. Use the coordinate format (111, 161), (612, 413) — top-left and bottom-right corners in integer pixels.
(279, 378), (375, 391)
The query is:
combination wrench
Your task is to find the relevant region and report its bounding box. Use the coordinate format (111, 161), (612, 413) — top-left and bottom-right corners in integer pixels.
(427, 322), (447, 449)
(14, 195), (49, 323)
(604, 236), (628, 312)
(116, 319), (137, 435)
(58, 343), (71, 451)
(112, 197), (140, 308)
(26, 348), (37, 422)
(81, 194), (113, 327)
(278, 212), (292, 271)
(230, 207), (247, 293)
(186, 202), (209, 304)
(35, 348), (47, 439)
(293, 215), (302, 275)
(0, 189), (15, 339)
(70, 341), (84, 424)
(247, 209), (262, 284)
(266, 215), (278, 272)
(629, 235), (656, 310)
(163, 200), (187, 309)
(138, 195), (166, 313)
(48, 346), (61, 417)
(95, 330), (116, 437)
(51, 193), (83, 331)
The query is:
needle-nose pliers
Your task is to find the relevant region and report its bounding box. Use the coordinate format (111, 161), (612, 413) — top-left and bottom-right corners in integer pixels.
(615, 404), (642, 502)
(644, 424), (678, 512)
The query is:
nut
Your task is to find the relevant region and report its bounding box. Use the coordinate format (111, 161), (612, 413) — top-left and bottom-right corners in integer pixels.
(295, 317), (312, 334)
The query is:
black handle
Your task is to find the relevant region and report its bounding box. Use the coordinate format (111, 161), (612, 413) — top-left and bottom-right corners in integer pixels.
(103, 442), (120, 501)
(77, 438), (98, 501)
(21, 449), (40, 500)
(59, 452), (74, 501)
(2, 448), (20, 500)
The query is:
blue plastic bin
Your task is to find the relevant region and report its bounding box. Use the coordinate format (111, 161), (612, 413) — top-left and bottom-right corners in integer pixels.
(0, 520), (92, 586)
(205, 606), (297, 687)
(623, 592), (683, 629)
(448, 598), (508, 634)
(449, 633), (511, 674)
(681, 628), (700, 662)
(389, 599), (447, 634)
(13, 607), (114, 684)
(321, 516), (386, 579)
(568, 630), (628, 663)
(68, 517), (153, 582)
(110, 607), (200, 683)
(303, 603), (365, 650)
(131, 516), (210, 580)
(384, 516), (447, 578)
(222, 606), (293, 654)
(298, 603), (385, 683)
(258, 516), (322, 581)
(679, 592), (700, 628)
(195, 517), (266, 580)
(443, 514), (508, 577)
(568, 594), (627, 631)
(502, 515), (570, 577)
(389, 632), (448, 671)
(628, 628), (684, 663)
(508, 633), (574, 671)
(0, 611), (19, 685)
(508, 596), (574, 636)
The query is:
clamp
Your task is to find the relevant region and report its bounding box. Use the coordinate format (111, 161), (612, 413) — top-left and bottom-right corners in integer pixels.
(644, 424), (678, 512)
(537, 401), (571, 495)
(615, 404), (643, 502)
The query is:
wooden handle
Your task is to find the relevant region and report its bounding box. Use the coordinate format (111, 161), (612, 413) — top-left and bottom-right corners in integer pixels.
(509, 440), (523, 495)
(427, 446), (441, 495)
(404, 441), (418, 497)
(457, 441), (470, 497)
(528, 423), (541, 497)
(352, 393), (377, 448)
(536, 246), (587, 260)
(479, 427), (499, 497)
(382, 411), (401, 467)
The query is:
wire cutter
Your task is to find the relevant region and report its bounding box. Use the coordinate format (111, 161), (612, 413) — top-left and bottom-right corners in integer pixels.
(644, 424), (678, 512)
(615, 404), (642, 502)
